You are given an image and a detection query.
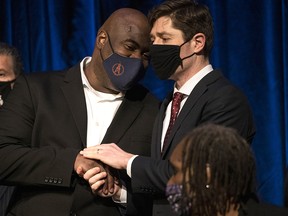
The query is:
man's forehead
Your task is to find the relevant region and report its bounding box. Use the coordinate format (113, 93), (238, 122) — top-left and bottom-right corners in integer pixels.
(159, 16), (172, 26)
(124, 25), (132, 32)
(117, 21), (146, 34)
(112, 23), (149, 42)
(153, 16), (173, 29)
(0, 55), (13, 65)
(150, 16), (182, 37)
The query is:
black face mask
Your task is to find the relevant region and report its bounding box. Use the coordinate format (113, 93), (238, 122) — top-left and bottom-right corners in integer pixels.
(149, 41), (195, 80)
(0, 80), (14, 106)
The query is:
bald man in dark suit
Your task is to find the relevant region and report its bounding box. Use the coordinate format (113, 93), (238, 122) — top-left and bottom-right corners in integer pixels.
(0, 8), (159, 216)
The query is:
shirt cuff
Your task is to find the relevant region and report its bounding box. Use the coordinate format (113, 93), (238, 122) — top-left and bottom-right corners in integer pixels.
(112, 183), (127, 203)
(127, 155), (138, 178)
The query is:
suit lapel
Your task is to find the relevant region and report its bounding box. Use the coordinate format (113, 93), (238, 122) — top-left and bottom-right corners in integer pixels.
(161, 85), (207, 157)
(161, 70), (222, 157)
(61, 64), (87, 147)
(154, 93), (172, 157)
(101, 96), (143, 146)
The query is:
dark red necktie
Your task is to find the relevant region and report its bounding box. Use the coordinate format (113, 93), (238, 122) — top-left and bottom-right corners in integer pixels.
(162, 92), (184, 153)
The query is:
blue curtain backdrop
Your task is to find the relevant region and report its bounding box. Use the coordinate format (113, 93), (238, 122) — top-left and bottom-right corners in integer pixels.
(1, 0), (287, 206)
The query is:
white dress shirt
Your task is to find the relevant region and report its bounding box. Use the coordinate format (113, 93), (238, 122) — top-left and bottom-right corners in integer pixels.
(80, 57), (127, 203)
(80, 57), (124, 147)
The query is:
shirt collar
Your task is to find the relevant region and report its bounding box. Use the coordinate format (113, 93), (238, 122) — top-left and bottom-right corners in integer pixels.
(174, 64), (213, 96)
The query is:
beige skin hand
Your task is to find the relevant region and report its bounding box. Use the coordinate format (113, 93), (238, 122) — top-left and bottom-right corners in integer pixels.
(84, 167), (107, 191)
(80, 143), (134, 170)
(83, 166), (121, 198)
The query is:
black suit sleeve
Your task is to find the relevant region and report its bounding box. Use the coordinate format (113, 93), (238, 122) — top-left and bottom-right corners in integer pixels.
(130, 156), (172, 196)
(0, 74), (78, 188)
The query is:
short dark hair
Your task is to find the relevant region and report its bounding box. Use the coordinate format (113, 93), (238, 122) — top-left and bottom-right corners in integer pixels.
(148, 0), (214, 58)
(0, 42), (23, 77)
(180, 123), (256, 215)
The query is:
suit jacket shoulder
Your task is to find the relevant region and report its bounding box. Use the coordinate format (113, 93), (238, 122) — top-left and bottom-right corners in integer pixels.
(240, 197), (288, 216)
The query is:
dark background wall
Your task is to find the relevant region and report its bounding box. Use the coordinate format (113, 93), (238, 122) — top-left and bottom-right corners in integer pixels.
(1, 0), (287, 206)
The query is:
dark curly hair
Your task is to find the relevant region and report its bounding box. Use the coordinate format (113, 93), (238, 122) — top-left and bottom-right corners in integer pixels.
(180, 123), (256, 215)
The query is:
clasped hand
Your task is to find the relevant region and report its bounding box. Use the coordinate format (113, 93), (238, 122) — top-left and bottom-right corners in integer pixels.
(74, 153), (120, 198)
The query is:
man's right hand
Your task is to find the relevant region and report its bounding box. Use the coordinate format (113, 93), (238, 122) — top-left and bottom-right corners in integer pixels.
(83, 166), (121, 198)
(80, 143), (134, 169)
(74, 153), (115, 195)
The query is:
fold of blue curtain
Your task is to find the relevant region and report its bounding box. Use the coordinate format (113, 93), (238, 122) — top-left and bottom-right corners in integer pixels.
(202, 0), (288, 205)
(283, 0), (288, 170)
(0, 0), (287, 206)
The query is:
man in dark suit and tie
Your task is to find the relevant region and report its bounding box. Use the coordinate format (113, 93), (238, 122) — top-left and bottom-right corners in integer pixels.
(80, 0), (256, 215)
(0, 8), (159, 216)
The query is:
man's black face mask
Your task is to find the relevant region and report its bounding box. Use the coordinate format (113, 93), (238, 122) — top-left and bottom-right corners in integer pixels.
(149, 39), (195, 80)
(0, 80), (14, 105)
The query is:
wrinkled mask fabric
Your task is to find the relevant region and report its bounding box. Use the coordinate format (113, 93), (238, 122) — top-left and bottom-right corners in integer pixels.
(149, 40), (194, 80)
(101, 35), (145, 91)
(166, 184), (192, 216)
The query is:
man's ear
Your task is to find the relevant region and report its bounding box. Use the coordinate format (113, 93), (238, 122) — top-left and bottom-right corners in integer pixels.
(96, 30), (107, 49)
(192, 33), (206, 53)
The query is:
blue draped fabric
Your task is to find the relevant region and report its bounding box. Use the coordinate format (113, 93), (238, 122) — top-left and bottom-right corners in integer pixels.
(1, 0), (287, 206)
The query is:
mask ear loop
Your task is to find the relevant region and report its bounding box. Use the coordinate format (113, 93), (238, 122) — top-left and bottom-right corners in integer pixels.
(179, 53), (195, 69)
(179, 39), (195, 67)
(105, 32), (115, 53)
(181, 52), (195, 61)
(99, 31), (115, 61)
